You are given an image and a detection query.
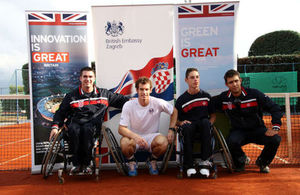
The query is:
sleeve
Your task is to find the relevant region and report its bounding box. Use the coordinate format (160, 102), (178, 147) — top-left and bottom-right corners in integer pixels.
(119, 102), (130, 127)
(175, 97), (184, 121)
(52, 93), (72, 129)
(207, 94), (216, 114)
(107, 90), (130, 109)
(255, 89), (283, 128)
(212, 94), (223, 112)
(158, 98), (174, 115)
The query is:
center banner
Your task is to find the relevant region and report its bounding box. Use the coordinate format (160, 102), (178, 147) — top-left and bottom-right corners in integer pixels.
(92, 5), (174, 165)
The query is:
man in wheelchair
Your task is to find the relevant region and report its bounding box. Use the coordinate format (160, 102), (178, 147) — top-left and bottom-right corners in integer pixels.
(214, 69), (282, 173)
(49, 67), (129, 175)
(175, 68), (216, 178)
(118, 77), (177, 176)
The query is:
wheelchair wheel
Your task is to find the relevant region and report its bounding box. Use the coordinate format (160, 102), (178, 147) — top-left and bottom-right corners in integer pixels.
(213, 126), (233, 172)
(160, 132), (176, 174)
(41, 128), (63, 178)
(102, 127), (128, 176)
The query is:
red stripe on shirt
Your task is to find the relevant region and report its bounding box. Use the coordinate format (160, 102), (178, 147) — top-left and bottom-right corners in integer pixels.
(183, 100), (208, 112)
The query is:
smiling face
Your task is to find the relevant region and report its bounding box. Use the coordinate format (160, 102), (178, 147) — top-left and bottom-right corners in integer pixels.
(80, 70), (95, 93)
(226, 75), (242, 97)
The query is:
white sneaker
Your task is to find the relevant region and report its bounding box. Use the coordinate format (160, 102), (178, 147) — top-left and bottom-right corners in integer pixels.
(186, 168), (196, 177)
(199, 160), (212, 178)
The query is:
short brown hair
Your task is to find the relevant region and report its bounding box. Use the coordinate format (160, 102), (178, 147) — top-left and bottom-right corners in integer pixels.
(185, 68), (199, 78)
(135, 76), (152, 89)
(80, 67), (95, 76)
(224, 69), (240, 83)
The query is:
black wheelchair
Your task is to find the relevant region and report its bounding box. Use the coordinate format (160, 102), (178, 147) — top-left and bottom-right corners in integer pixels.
(41, 126), (133, 183)
(175, 125), (233, 179)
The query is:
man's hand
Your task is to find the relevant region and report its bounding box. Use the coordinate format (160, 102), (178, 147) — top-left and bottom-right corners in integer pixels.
(167, 130), (175, 144)
(49, 128), (58, 141)
(178, 120), (191, 126)
(265, 128), (279, 137)
(133, 135), (148, 150)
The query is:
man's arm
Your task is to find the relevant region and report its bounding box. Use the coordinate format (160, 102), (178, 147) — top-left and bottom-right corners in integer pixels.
(167, 108), (178, 144)
(49, 94), (71, 140)
(209, 113), (216, 125)
(107, 90), (130, 109)
(118, 125), (148, 149)
(256, 89), (282, 136)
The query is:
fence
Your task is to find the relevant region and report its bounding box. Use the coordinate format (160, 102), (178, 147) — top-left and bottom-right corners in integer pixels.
(0, 93), (300, 171)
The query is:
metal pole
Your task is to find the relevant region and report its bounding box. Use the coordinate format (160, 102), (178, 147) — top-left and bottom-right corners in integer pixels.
(285, 93), (292, 158)
(16, 69), (19, 124)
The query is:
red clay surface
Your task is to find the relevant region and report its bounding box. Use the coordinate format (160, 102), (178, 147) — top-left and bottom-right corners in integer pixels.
(0, 168), (299, 195)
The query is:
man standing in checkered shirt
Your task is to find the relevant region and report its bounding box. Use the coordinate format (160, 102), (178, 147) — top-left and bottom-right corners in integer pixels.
(175, 68), (216, 178)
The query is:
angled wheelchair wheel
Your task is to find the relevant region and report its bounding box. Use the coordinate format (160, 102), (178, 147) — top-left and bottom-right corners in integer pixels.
(160, 132), (176, 174)
(41, 128), (64, 178)
(213, 126), (233, 173)
(102, 127), (128, 176)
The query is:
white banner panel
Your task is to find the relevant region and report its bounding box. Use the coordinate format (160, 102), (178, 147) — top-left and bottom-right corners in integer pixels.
(175, 2), (239, 96)
(92, 5), (174, 163)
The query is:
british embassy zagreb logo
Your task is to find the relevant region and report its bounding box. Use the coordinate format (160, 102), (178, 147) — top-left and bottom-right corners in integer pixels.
(105, 20), (142, 50)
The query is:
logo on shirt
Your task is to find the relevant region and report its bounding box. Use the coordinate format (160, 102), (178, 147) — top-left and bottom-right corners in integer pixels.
(228, 102), (233, 110)
(149, 108), (154, 114)
(78, 100), (84, 108)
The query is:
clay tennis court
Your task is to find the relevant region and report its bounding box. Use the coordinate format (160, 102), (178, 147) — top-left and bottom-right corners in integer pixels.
(0, 119), (300, 194)
(0, 168), (300, 194)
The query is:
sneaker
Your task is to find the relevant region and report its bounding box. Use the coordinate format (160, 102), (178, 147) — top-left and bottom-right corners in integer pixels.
(70, 166), (80, 175)
(83, 165), (93, 175)
(147, 160), (159, 175)
(186, 168), (196, 177)
(127, 161), (138, 177)
(245, 156), (251, 165)
(256, 158), (270, 173)
(234, 156), (250, 172)
(199, 160), (212, 178)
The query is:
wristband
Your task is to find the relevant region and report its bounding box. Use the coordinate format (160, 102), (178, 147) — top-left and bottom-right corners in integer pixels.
(52, 126), (59, 130)
(272, 126), (280, 131)
(169, 127), (176, 132)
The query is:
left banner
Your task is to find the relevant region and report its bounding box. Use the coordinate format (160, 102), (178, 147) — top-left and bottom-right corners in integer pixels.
(25, 11), (89, 173)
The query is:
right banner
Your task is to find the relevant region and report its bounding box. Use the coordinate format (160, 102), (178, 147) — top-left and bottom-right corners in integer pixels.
(175, 2), (239, 96)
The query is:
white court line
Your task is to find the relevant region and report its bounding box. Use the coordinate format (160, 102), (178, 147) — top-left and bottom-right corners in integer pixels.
(0, 153), (30, 166)
(250, 143), (290, 164)
(0, 138), (30, 147)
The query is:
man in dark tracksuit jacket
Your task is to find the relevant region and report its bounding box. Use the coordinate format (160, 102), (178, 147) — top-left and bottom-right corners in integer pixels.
(214, 69), (282, 173)
(49, 67), (129, 174)
(175, 68), (216, 178)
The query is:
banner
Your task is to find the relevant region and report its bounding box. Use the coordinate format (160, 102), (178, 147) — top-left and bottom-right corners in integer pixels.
(92, 5), (174, 164)
(26, 11), (89, 173)
(241, 71), (298, 105)
(175, 2), (239, 96)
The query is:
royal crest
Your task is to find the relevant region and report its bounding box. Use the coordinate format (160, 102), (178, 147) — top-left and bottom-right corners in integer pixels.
(105, 20), (124, 37)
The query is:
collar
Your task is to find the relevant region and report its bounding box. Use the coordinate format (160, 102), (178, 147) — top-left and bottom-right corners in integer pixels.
(79, 85), (99, 96)
(227, 86), (247, 98)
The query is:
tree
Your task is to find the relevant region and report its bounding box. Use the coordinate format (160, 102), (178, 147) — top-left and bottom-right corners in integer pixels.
(248, 30), (300, 56)
(22, 63), (29, 95)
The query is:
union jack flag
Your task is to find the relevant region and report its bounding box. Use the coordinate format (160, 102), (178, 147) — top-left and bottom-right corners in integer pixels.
(178, 3), (235, 18)
(27, 12), (87, 26)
